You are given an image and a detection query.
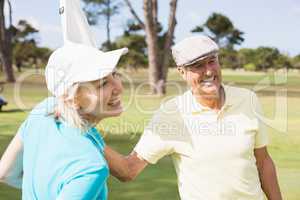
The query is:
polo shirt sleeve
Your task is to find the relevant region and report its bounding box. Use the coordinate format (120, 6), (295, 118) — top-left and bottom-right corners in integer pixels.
(56, 164), (108, 200)
(134, 106), (177, 164)
(251, 92), (269, 149)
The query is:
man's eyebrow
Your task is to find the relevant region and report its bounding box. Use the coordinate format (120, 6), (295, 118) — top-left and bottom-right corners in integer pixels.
(188, 60), (206, 67)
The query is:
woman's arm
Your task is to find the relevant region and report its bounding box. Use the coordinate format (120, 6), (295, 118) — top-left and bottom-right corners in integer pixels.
(0, 134), (24, 188)
(56, 165), (108, 200)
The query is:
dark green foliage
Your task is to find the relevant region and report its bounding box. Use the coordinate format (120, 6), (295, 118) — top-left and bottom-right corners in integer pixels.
(292, 54), (300, 69)
(11, 20), (51, 71)
(191, 12), (244, 49)
(218, 47), (297, 71)
(219, 48), (240, 69)
(113, 33), (147, 69)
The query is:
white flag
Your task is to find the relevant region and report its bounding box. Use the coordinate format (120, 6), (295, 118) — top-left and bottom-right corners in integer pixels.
(59, 0), (97, 47)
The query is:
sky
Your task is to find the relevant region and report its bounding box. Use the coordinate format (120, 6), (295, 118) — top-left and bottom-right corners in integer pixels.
(7, 0), (300, 56)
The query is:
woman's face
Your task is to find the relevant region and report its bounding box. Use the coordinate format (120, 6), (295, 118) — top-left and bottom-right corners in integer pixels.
(75, 71), (123, 122)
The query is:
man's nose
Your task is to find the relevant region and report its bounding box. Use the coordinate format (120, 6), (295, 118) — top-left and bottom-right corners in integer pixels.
(204, 63), (214, 76)
(205, 69), (213, 77)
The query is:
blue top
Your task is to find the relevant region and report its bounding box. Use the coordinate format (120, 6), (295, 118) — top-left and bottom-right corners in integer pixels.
(18, 97), (109, 200)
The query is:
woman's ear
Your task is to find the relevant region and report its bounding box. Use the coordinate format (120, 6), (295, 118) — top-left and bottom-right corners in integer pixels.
(72, 98), (81, 110)
(73, 91), (83, 111)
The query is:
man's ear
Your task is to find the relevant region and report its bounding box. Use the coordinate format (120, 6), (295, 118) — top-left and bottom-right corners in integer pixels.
(63, 94), (80, 110)
(177, 66), (187, 81)
(177, 66), (185, 75)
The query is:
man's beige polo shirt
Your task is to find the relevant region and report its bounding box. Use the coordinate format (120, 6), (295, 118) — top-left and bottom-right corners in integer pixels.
(134, 85), (268, 200)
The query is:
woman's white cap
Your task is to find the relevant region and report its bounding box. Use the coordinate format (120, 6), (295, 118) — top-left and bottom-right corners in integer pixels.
(45, 0), (128, 97)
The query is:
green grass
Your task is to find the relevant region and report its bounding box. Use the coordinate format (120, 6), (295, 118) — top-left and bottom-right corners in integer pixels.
(0, 69), (300, 199)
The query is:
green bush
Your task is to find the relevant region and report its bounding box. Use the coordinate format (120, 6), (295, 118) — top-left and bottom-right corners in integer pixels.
(243, 63), (256, 71)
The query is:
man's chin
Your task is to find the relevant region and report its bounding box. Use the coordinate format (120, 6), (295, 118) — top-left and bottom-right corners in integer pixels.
(198, 84), (220, 97)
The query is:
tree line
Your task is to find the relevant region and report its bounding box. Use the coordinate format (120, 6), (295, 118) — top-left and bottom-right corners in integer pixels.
(0, 0), (299, 95)
(0, 0), (51, 82)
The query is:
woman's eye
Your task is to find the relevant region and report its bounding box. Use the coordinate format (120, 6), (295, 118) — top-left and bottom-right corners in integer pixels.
(112, 72), (121, 78)
(99, 81), (107, 88)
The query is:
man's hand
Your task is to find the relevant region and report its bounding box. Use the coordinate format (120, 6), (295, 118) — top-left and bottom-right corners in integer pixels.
(104, 146), (148, 182)
(254, 147), (282, 200)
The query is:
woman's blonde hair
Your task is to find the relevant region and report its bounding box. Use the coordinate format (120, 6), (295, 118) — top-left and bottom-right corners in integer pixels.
(50, 83), (92, 132)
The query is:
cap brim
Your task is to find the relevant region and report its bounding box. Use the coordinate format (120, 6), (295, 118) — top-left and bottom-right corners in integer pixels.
(182, 50), (218, 67)
(73, 47), (128, 84)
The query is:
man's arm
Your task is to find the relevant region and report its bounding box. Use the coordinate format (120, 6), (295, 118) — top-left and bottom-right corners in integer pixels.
(254, 147), (282, 200)
(104, 146), (148, 182)
(0, 134), (23, 188)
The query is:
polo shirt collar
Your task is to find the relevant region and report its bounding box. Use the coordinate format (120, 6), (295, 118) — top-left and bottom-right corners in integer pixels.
(187, 84), (234, 115)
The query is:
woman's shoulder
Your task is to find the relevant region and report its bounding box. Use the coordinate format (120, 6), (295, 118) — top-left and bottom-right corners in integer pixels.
(84, 127), (105, 154)
(28, 97), (57, 117)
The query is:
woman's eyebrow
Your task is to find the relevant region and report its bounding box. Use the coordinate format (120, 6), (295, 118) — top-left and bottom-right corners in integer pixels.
(98, 78), (107, 85)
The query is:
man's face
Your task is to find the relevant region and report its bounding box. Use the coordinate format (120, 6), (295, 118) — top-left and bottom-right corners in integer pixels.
(177, 54), (222, 98)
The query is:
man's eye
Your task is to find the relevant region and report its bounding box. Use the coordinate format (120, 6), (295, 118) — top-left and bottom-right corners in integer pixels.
(190, 64), (203, 70)
(209, 59), (216, 64)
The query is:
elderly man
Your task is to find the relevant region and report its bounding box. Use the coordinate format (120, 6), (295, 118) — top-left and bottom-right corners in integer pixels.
(105, 35), (282, 200)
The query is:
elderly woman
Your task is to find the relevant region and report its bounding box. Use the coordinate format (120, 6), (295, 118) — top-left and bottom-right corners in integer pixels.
(0, 42), (127, 199)
(1, 0), (128, 198)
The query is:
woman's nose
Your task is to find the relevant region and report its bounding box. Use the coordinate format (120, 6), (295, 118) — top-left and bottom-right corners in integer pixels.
(112, 77), (123, 95)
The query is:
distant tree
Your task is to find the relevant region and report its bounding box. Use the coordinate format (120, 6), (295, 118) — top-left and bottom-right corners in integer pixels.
(11, 19), (38, 42)
(125, 0), (178, 95)
(274, 54), (292, 69)
(238, 48), (256, 65)
(0, 0), (15, 82)
(12, 20), (51, 72)
(113, 24), (147, 70)
(83, 0), (122, 50)
(219, 48), (240, 69)
(191, 12), (244, 49)
(292, 54), (300, 69)
(254, 47), (281, 71)
(239, 47), (291, 71)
